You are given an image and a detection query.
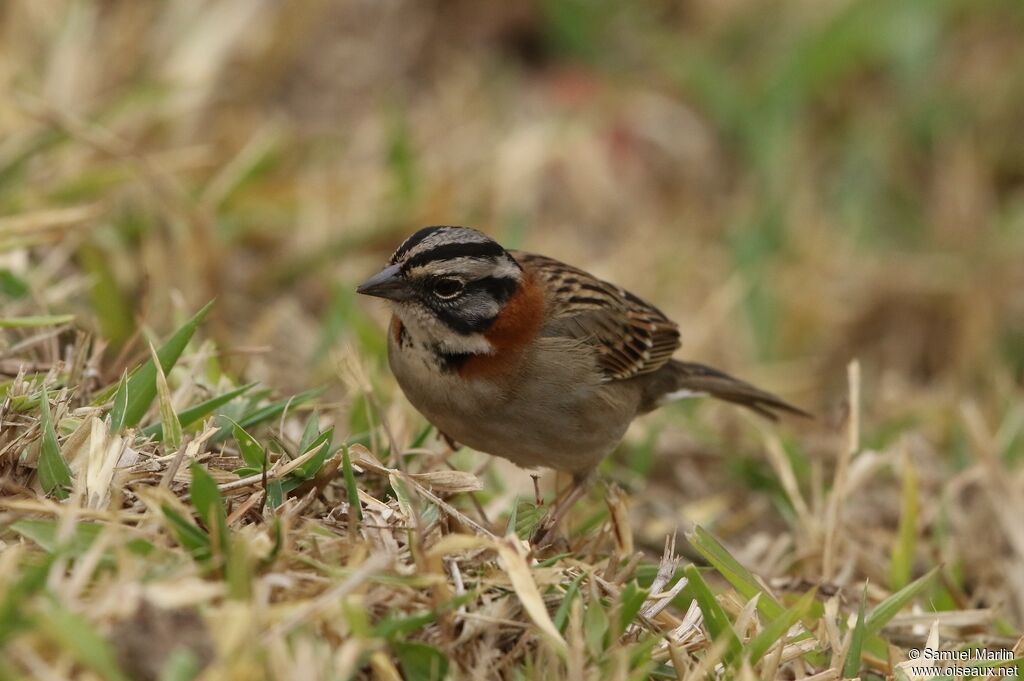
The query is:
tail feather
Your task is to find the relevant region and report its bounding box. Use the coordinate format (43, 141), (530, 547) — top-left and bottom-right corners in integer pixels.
(658, 360), (811, 421)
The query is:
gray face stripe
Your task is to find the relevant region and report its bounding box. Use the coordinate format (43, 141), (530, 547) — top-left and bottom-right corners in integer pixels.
(406, 256), (511, 280)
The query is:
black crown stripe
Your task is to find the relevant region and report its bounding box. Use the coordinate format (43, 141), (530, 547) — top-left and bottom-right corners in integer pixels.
(402, 240), (507, 271)
(391, 226), (446, 263)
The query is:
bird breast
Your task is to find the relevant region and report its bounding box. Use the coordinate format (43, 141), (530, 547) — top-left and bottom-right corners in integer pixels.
(387, 329), (643, 474)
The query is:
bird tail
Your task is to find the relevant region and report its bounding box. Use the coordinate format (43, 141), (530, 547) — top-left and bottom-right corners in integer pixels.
(660, 360), (811, 421)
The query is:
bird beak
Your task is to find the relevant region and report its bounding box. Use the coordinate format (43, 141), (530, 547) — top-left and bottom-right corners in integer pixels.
(356, 264), (411, 301)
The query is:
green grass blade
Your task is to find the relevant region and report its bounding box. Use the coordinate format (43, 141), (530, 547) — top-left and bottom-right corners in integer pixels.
(746, 588), (817, 664)
(375, 611), (440, 640)
(231, 421), (265, 469)
(266, 479), (283, 508)
(843, 587), (868, 678)
(682, 565), (742, 665)
(109, 371), (129, 433)
(189, 463), (229, 558)
(554, 572), (587, 632)
(301, 425), (331, 457)
(889, 453), (918, 591)
(0, 555), (52, 645)
(294, 427), (334, 479)
(150, 341), (182, 449)
(115, 300), (214, 428)
(141, 382), (256, 440)
(78, 242), (134, 346)
(12, 519), (102, 555)
(297, 412), (320, 456)
(617, 581), (648, 636)
(373, 596), (496, 639)
(393, 641), (449, 681)
(409, 423), (434, 449)
(225, 538), (251, 601)
(341, 446), (362, 522)
(10, 519), (153, 561)
(865, 566), (939, 636)
(688, 526), (785, 620)
(504, 498), (519, 537)
(0, 269), (29, 298)
(37, 386), (72, 499)
(512, 497), (544, 540)
(584, 598), (609, 658)
(390, 473), (414, 519)
(0, 314), (74, 328)
(33, 603), (131, 681)
(209, 387), (323, 444)
(160, 505), (211, 562)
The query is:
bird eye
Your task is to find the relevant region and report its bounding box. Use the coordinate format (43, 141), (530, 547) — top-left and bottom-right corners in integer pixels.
(432, 278), (464, 300)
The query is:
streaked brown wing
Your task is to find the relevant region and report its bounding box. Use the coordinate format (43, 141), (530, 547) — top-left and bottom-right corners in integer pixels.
(512, 251), (681, 381)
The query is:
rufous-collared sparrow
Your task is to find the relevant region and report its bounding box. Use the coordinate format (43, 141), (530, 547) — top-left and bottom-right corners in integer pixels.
(357, 226), (807, 541)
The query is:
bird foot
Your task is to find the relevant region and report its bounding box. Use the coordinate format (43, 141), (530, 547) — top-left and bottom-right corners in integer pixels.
(530, 476), (590, 548)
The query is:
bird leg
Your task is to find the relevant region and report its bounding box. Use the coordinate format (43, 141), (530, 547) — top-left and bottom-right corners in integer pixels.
(438, 430), (460, 452)
(531, 473), (592, 547)
(531, 474), (543, 506)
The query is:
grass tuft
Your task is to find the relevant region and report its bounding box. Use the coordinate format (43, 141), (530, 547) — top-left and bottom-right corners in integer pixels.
(2, 0), (1022, 677)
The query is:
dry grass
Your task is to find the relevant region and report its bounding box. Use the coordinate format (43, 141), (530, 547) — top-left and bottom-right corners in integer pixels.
(2, 1), (1024, 679)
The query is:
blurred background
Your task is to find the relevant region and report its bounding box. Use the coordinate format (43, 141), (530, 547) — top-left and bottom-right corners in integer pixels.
(3, 0), (1024, 616)
(4, 0), (1024, 391)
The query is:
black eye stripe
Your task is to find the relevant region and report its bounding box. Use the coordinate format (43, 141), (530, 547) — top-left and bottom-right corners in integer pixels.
(472, 275), (518, 304)
(432, 307), (497, 335)
(420, 276), (519, 336)
(402, 241), (508, 270)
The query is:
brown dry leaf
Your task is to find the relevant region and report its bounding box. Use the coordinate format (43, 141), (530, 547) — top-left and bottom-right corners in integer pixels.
(143, 580), (227, 609)
(495, 535), (567, 650)
(410, 469), (484, 494)
(82, 417), (127, 509)
(352, 448), (483, 493)
(388, 473), (416, 520)
(350, 444), (388, 474)
(60, 415), (94, 468)
(0, 204), (101, 235)
(427, 533), (493, 558)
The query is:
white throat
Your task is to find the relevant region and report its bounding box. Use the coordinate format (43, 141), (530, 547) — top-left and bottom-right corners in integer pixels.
(393, 303), (494, 355)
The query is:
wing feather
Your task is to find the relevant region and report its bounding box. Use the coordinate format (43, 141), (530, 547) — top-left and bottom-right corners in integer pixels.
(511, 251), (681, 381)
